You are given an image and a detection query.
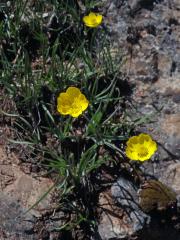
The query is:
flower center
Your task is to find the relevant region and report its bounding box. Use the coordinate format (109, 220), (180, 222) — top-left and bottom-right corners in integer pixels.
(138, 146), (148, 158)
(90, 17), (97, 24)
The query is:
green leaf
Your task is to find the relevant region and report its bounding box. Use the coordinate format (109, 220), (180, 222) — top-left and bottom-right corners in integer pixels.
(87, 107), (103, 135)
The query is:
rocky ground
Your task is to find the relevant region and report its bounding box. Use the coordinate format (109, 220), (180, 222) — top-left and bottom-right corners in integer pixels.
(97, 0), (180, 239)
(0, 0), (180, 239)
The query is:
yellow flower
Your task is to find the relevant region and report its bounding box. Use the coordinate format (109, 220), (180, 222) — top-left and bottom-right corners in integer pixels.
(125, 133), (157, 161)
(57, 87), (89, 118)
(83, 12), (103, 28)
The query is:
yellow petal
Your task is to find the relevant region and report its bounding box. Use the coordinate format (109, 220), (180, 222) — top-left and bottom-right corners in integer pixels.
(57, 105), (70, 115)
(127, 136), (139, 145)
(79, 94), (89, 111)
(83, 18), (97, 28)
(83, 12), (103, 28)
(138, 133), (152, 143)
(148, 141), (157, 155)
(83, 16), (90, 24)
(96, 15), (103, 24)
(70, 108), (82, 118)
(125, 148), (138, 160)
(138, 156), (149, 161)
(66, 87), (81, 98)
(57, 93), (72, 114)
(58, 92), (70, 103)
(89, 12), (96, 17)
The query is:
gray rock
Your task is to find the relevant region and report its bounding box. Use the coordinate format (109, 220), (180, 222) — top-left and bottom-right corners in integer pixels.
(0, 193), (35, 240)
(111, 177), (139, 210)
(160, 163), (180, 207)
(111, 178), (150, 232)
(98, 178), (150, 240)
